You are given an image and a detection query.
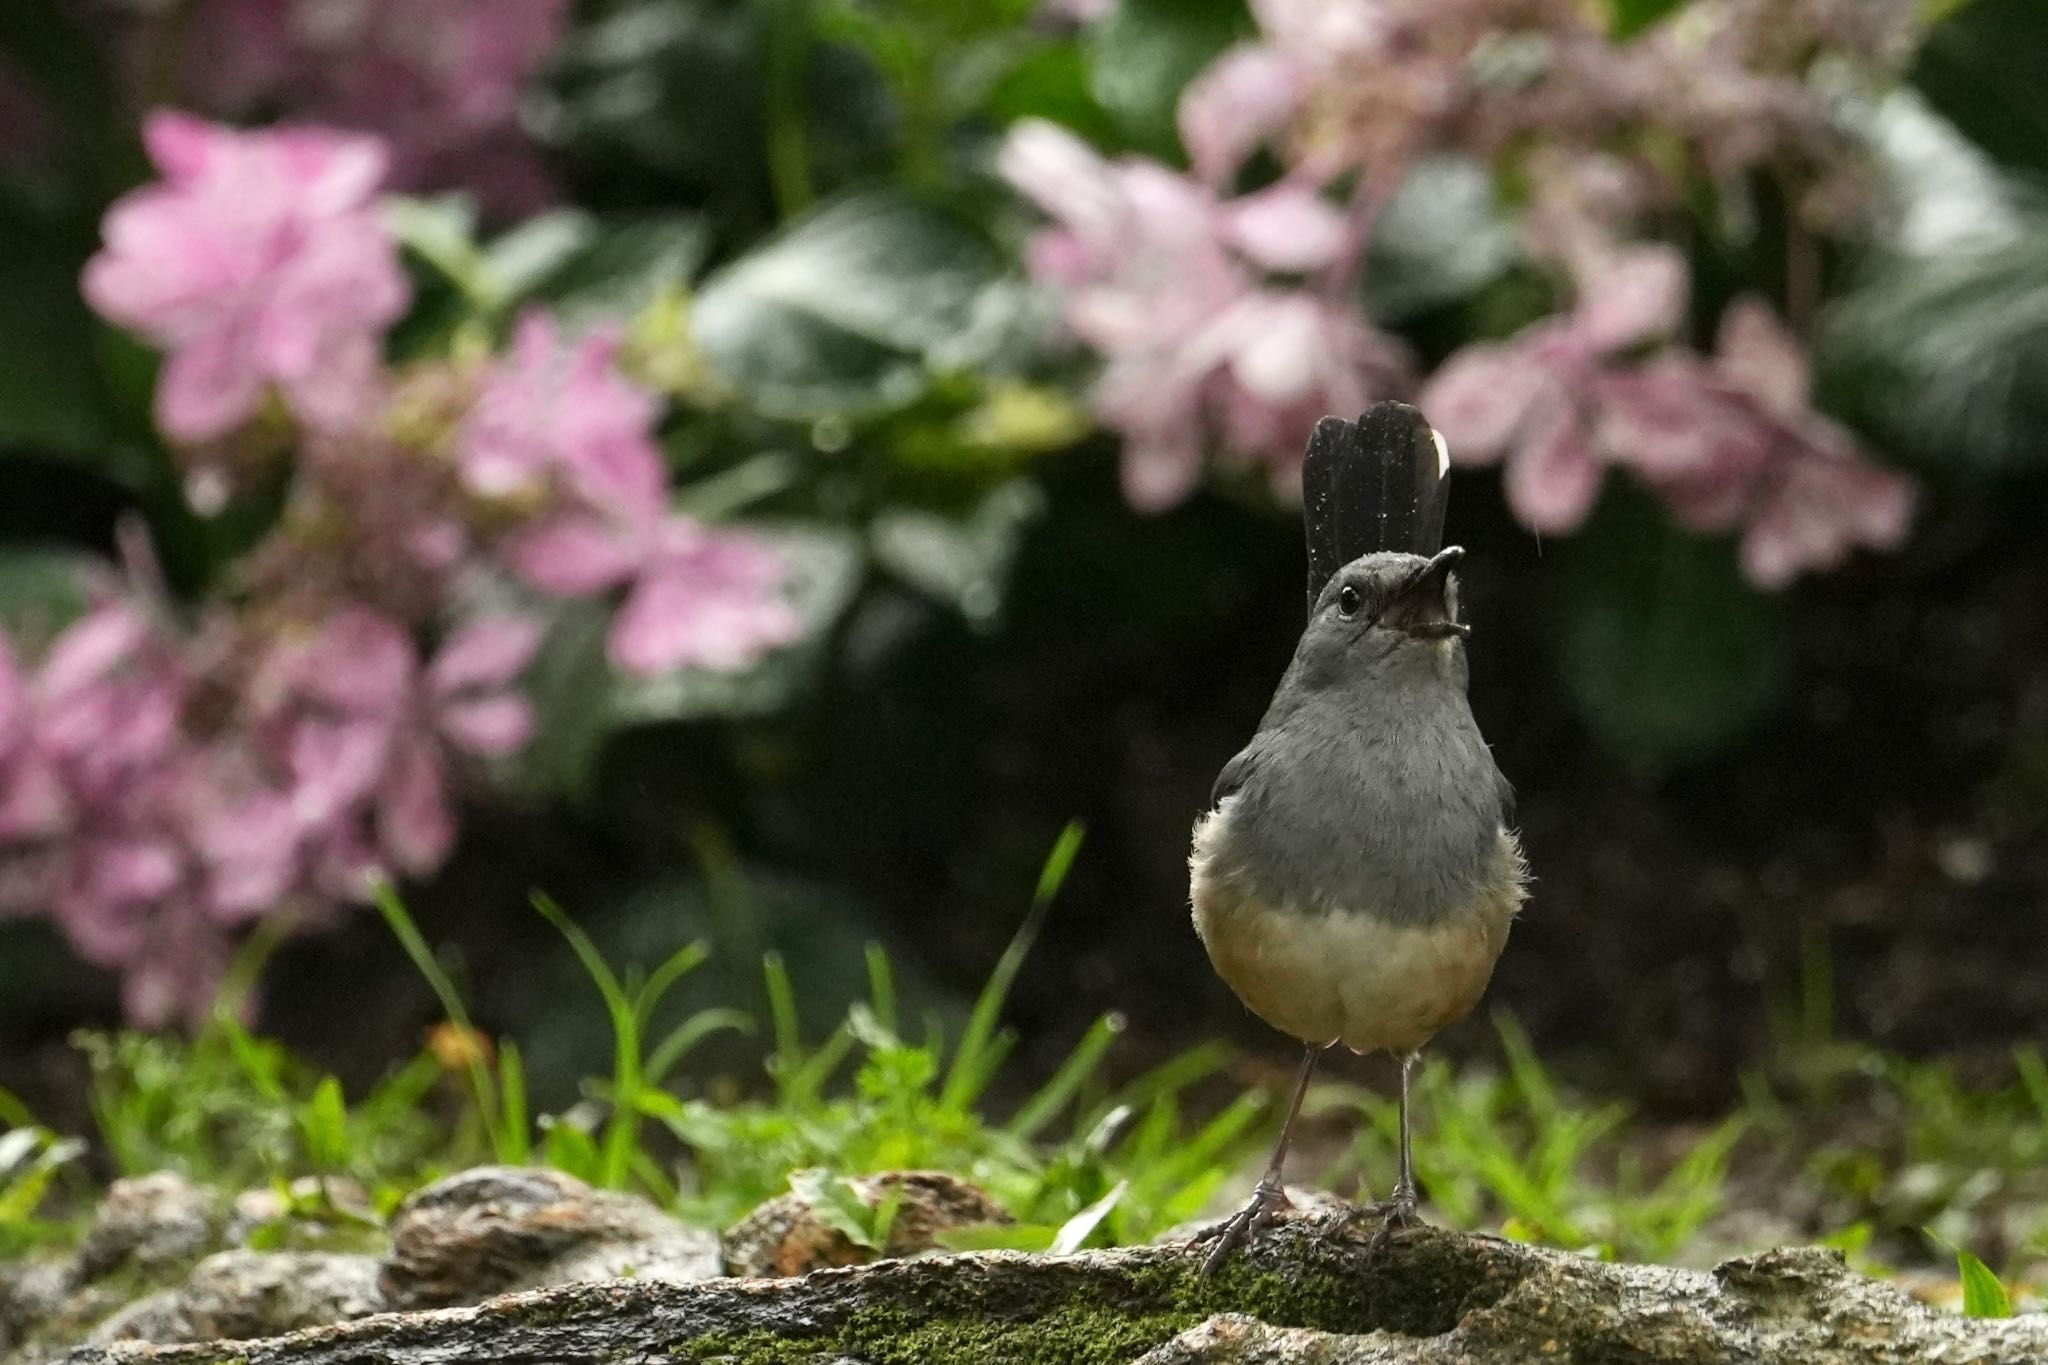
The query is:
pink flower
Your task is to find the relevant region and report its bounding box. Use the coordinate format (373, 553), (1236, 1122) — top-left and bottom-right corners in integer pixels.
(82, 113), (409, 443)
(182, 0), (568, 215)
(1000, 120), (1406, 510)
(1424, 245), (1687, 532)
(1445, 286), (1916, 587)
(461, 311), (668, 592)
(1698, 301), (1913, 586)
(0, 642), (68, 842)
(1179, 43), (1309, 186)
(427, 616), (544, 756)
(610, 522), (802, 676)
(461, 312), (798, 676)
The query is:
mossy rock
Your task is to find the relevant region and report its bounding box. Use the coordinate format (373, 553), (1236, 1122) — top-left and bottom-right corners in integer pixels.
(53, 1213), (2048, 1365)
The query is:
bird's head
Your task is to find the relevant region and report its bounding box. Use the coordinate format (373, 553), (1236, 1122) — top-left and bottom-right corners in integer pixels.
(1297, 546), (1468, 679)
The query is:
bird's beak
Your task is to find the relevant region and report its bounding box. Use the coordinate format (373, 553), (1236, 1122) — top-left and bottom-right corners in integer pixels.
(1388, 546), (1469, 640)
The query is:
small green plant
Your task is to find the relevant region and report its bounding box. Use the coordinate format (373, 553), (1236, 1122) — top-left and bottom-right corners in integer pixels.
(1318, 1013), (1744, 1262)
(0, 1094), (87, 1255)
(629, 821), (1266, 1242)
(1954, 1244), (2016, 1319)
(74, 925), (462, 1201)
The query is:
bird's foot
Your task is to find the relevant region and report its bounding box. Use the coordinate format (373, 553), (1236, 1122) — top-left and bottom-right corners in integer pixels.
(1187, 1179), (1292, 1275)
(1355, 1185), (1424, 1258)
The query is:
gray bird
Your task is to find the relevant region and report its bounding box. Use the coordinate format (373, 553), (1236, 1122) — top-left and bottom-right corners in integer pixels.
(1187, 402), (1526, 1272)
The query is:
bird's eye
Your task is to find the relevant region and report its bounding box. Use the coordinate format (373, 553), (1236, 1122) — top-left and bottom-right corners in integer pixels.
(1337, 584), (1364, 619)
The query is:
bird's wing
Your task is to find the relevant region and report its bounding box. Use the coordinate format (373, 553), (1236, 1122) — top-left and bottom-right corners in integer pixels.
(1302, 402), (1453, 612)
(1210, 736), (1268, 808)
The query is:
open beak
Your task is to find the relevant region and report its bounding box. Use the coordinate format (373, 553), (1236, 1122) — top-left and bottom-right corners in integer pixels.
(1390, 546), (1469, 640)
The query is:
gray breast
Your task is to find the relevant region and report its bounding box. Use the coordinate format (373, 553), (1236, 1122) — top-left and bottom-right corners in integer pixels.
(1212, 680), (1508, 927)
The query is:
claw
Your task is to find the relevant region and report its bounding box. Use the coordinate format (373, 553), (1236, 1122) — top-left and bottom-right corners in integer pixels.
(1187, 1180), (1293, 1275)
(1359, 1188), (1423, 1259)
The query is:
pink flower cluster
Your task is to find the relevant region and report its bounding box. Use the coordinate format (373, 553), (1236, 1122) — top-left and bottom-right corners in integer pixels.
(461, 316), (800, 675)
(1425, 257), (1913, 585)
(1006, 0), (1919, 580)
(0, 114), (798, 1021)
(1000, 120), (1407, 510)
(181, 0), (569, 215)
(0, 598), (535, 1024)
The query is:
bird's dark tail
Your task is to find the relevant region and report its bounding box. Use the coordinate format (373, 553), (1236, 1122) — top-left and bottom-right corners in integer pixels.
(1301, 401), (1452, 614)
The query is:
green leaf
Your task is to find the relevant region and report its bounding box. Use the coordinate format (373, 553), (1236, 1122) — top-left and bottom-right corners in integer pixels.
(934, 1222), (1061, 1252)
(789, 1168), (886, 1249)
(0, 193), (112, 455)
(1086, 0), (1251, 156)
(869, 480), (1046, 627)
(986, 40), (1118, 146)
(1911, 0), (2048, 180)
(386, 196), (488, 299)
(1817, 228), (2048, 474)
(538, 2), (895, 218)
(1363, 157), (1520, 322)
(1956, 1246), (2015, 1318)
(1554, 488), (1783, 764)
(480, 211), (601, 308)
(694, 192), (1009, 419)
(1048, 1179), (1126, 1255)
(529, 216), (710, 329)
(1603, 0), (1689, 40)
(0, 545), (90, 640)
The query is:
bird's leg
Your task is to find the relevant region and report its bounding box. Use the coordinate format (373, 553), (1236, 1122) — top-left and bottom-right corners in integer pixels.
(1190, 1044), (1320, 1274)
(1364, 1050), (1426, 1254)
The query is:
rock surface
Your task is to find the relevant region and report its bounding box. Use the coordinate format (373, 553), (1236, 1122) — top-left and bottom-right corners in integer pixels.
(51, 1212), (2048, 1365)
(378, 1166), (721, 1308)
(1, 1167), (719, 1361)
(723, 1170), (1011, 1278)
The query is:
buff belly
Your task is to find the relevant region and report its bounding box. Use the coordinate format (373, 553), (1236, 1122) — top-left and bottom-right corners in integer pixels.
(1188, 809), (1524, 1056)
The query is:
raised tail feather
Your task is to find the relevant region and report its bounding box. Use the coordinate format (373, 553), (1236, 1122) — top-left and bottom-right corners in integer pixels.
(1301, 401), (1452, 615)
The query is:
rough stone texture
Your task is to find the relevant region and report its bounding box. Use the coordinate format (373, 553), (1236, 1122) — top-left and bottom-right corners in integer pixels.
(52, 1213), (2048, 1365)
(377, 1165), (721, 1309)
(174, 1252), (382, 1343)
(5, 1166), (723, 1358)
(723, 1171), (1012, 1278)
(73, 1177), (219, 1283)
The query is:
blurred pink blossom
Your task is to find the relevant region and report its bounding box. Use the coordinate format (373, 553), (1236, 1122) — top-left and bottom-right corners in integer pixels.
(182, 0), (568, 215)
(82, 113), (409, 443)
(1432, 273), (1914, 585)
(462, 312), (667, 583)
(611, 521), (802, 676)
(462, 312), (799, 675)
(1179, 43), (1310, 186)
(1424, 246), (1686, 532)
(1001, 119), (1407, 510)
(0, 591), (550, 1024)
(1600, 299), (1914, 586)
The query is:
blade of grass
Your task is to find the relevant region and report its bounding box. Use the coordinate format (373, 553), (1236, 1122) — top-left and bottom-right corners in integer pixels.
(0, 1085), (36, 1130)
(1008, 1012), (1125, 1140)
(645, 1009), (755, 1089)
(375, 884), (518, 1163)
(497, 1039), (531, 1165)
(763, 951), (805, 1095)
(865, 943), (898, 1038)
(634, 941), (712, 1031)
(940, 821), (1085, 1114)
(1049, 1180), (1126, 1255)
(533, 892), (641, 1191)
